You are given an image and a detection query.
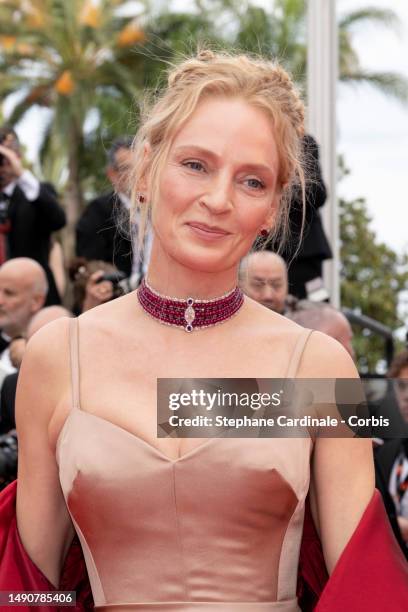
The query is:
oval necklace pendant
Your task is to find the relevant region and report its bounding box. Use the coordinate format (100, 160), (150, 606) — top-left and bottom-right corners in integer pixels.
(184, 298), (196, 332)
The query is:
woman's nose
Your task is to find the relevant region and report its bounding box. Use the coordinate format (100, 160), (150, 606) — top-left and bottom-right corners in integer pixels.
(200, 174), (233, 214)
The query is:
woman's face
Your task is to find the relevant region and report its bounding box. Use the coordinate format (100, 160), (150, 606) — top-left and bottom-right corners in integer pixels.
(149, 97), (280, 273)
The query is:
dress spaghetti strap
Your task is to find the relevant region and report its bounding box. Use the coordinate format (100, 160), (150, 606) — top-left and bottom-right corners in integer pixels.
(69, 317), (81, 411)
(285, 328), (314, 378)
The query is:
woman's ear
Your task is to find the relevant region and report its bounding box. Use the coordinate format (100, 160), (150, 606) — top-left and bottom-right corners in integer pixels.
(139, 142), (152, 200)
(264, 192), (280, 228)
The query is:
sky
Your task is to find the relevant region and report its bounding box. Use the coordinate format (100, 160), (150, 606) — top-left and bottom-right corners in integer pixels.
(336, 0), (408, 255)
(5, 0), (408, 256)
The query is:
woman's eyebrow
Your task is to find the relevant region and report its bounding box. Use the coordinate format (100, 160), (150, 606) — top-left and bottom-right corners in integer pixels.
(174, 145), (276, 176)
(174, 145), (218, 160)
(239, 162), (276, 178)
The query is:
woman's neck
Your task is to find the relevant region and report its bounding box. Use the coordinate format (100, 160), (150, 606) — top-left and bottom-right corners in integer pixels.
(146, 242), (239, 300)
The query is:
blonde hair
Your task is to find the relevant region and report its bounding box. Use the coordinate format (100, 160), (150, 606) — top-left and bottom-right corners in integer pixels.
(129, 49), (306, 261)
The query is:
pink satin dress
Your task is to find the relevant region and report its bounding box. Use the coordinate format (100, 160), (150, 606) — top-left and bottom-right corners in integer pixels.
(56, 319), (314, 612)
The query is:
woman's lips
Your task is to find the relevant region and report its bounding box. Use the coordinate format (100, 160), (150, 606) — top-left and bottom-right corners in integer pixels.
(187, 222), (231, 240)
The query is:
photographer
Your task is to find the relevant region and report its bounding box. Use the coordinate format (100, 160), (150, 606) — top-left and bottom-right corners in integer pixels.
(0, 125), (66, 305)
(68, 257), (125, 314)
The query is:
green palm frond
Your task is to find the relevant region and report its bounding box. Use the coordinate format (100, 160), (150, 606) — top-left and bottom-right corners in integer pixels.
(341, 70), (408, 103)
(339, 8), (399, 31)
(339, 30), (360, 74)
(7, 96), (40, 126)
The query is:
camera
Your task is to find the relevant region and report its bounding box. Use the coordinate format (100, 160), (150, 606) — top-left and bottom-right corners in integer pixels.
(95, 271), (127, 300)
(95, 271), (127, 285)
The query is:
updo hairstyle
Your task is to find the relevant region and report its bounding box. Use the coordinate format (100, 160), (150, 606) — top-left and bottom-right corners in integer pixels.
(130, 49), (306, 259)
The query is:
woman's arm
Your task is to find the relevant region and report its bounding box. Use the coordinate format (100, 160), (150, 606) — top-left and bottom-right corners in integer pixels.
(15, 317), (75, 587)
(297, 332), (375, 574)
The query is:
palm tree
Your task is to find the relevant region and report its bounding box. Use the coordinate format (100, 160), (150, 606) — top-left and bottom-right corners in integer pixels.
(0, 0), (149, 226)
(338, 6), (408, 100)
(232, 0), (408, 102)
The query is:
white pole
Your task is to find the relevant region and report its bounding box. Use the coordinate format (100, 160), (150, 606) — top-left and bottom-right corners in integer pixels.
(307, 0), (339, 307)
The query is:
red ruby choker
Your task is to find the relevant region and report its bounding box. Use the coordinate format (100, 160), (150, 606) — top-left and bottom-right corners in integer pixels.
(137, 278), (244, 332)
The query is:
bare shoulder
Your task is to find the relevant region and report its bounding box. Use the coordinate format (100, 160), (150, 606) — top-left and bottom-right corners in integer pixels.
(239, 298), (358, 379)
(17, 316), (72, 427)
(23, 315), (71, 365)
(296, 330), (358, 378)
(240, 297), (310, 350)
(241, 296), (304, 338)
(76, 290), (140, 333)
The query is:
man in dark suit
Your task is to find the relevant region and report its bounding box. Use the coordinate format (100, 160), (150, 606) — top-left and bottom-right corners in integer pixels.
(76, 136), (148, 283)
(267, 134), (332, 300)
(0, 126), (66, 305)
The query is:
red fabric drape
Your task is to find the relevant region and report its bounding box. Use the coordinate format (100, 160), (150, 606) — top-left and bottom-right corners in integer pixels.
(0, 481), (92, 611)
(313, 490), (408, 611)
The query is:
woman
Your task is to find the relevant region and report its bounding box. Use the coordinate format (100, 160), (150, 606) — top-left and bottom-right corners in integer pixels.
(7, 51), (408, 611)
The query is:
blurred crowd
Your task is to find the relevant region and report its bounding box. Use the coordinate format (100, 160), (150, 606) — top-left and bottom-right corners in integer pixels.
(0, 123), (407, 561)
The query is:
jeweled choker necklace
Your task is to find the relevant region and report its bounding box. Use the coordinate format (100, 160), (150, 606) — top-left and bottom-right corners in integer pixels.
(137, 278), (244, 332)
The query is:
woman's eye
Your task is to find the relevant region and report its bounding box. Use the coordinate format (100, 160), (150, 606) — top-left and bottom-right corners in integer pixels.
(245, 177), (265, 190)
(183, 160), (205, 172)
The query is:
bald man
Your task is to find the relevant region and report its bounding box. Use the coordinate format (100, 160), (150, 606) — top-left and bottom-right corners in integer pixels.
(6, 305), (72, 371)
(0, 258), (48, 370)
(240, 251), (289, 315)
(27, 305), (72, 339)
(0, 305), (71, 435)
(287, 301), (355, 359)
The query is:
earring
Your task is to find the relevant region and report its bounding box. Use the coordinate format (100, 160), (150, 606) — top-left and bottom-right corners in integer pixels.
(259, 229), (269, 237)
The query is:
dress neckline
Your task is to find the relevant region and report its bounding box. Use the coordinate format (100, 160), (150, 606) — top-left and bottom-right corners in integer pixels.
(56, 408), (221, 464)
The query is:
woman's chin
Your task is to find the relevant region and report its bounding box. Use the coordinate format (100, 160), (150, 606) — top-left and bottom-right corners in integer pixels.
(170, 245), (237, 274)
